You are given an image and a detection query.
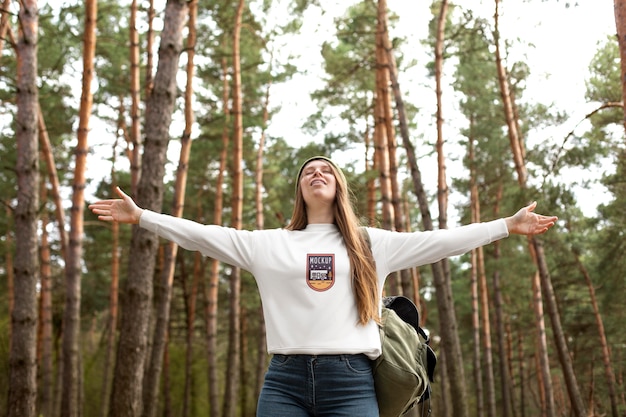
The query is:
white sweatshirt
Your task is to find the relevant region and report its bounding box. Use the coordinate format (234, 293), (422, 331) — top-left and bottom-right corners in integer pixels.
(140, 210), (508, 359)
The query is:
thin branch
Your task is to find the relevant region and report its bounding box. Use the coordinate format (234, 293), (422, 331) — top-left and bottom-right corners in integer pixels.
(543, 101), (623, 184)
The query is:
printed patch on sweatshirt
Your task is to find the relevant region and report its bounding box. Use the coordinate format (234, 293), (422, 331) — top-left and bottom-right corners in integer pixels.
(306, 254), (335, 292)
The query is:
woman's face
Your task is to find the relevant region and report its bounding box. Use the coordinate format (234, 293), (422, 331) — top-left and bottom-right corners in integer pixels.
(299, 159), (337, 208)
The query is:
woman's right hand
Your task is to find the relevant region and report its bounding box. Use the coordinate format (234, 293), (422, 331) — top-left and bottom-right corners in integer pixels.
(88, 186), (144, 224)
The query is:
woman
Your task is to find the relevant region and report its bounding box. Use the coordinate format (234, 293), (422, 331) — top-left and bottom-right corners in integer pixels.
(89, 156), (557, 417)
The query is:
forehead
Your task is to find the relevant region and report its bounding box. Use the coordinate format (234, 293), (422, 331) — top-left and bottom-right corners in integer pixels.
(302, 160), (332, 171)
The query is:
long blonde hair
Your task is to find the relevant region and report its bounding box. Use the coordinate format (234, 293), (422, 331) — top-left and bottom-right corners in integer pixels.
(287, 157), (380, 325)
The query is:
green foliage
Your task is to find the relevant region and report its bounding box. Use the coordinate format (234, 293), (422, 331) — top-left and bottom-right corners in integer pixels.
(304, 0), (378, 140)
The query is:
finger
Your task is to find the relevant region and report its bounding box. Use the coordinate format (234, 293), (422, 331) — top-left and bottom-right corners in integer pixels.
(88, 202), (113, 211)
(115, 186), (127, 199)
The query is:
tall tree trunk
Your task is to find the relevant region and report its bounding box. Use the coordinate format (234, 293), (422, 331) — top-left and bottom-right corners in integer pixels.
(494, 1), (585, 415)
(129, 0), (142, 194)
(162, 324), (172, 417)
(206, 56), (230, 417)
(614, 0), (626, 134)
(38, 181), (53, 417)
(374, 0), (398, 298)
(38, 105), (68, 262)
(468, 136), (485, 416)
(434, 0), (449, 231)
(254, 79), (270, 410)
(384, 1), (467, 413)
(224, 2), (245, 416)
(5, 205), (15, 348)
(472, 161), (496, 417)
(0, 0), (11, 58)
(240, 313), (249, 416)
(182, 4), (199, 416)
(100, 219), (120, 417)
(532, 238), (587, 417)
(100, 106), (124, 417)
(470, 246), (484, 416)
(530, 268), (553, 417)
(571, 248), (619, 417)
(109, 2), (188, 416)
(142, 2), (196, 415)
(493, 0), (526, 187)
(8, 1), (39, 416)
(183, 253), (202, 417)
(436, 347), (451, 417)
(62, 1), (97, 414)
(378, 0), (412, 296)
(365, 124), (377, 225)
(479, 243), (496, 417)
(145, 0), (155, 97)
(374, 4), (394, 233)
(491, 183), (514, 417)
(377, 2), (401, 232)
(37, 107), (65, 417)
(431, 3), (472, 415)
(517, 331), (526, 417)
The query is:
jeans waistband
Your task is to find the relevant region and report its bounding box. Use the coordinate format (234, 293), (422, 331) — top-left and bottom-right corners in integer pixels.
(273, 353), (369, 361)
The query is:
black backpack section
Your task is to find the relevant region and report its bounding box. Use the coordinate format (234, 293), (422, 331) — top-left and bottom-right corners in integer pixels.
(382, 295), (437, 404)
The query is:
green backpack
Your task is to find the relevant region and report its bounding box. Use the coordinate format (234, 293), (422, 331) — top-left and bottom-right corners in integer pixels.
(359, 229), (436, 416)
(373, 296), (437, 417)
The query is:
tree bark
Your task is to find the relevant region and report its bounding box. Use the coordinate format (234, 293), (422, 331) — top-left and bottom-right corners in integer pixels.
(614, 0), (626, 134)
(129, 0), (142, 194)
(99, 104), (124, 417)
(0, 0), (12, 58)
(109, 2), (188, 416)
(205, 56), (230, 417)
(253, 73), (270, 411)
(223, 2), (245, 416)
(8, 1), (39, 416)
(493, 0), (527, 186)
(384, 1), (468, 413)
(571, 248), (619, 417)
(38, 181), (53, 417)
(530, 267), (554, 417)
(492, 186), (513, 417)
(182, 5), (199, 417)
(374, 2), (394, 234)
(531, 238), (587, 417)
(434, 0), (449, 232)
(38, 105), (68, 262)
(494, 1), (586, 415)
(61, 1), (97, 415)
(145, 0), (155, 97)
(142, 2), (197, 416)
(182, 253), (202, 417)
(469, 137), (485, 416)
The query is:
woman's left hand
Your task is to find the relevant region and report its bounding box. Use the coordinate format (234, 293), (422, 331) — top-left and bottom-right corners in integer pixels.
(505, 202), (558, 235)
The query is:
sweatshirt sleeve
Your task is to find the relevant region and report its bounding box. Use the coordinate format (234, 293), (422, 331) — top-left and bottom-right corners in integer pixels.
(139, 210), (256, 270)
(367, 219), (509, 274)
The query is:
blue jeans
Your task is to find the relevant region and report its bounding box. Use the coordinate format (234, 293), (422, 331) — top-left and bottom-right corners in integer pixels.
(256, 354), (379, 417)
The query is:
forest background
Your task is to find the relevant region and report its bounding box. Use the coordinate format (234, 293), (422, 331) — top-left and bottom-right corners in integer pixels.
(1, 0), (625, 417)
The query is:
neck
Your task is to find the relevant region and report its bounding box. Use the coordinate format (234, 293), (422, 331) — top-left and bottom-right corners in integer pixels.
(306, 206), (335, 224)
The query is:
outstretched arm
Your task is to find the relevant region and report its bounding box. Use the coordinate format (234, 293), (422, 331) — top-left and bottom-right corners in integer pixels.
(504, 201), (557, 235)
(88, 187), (144, 224)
